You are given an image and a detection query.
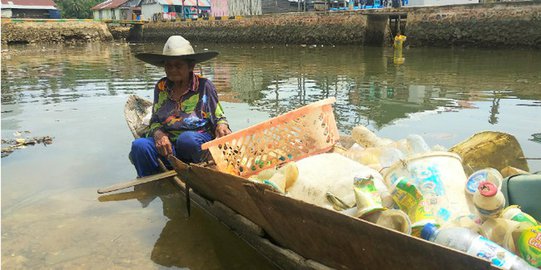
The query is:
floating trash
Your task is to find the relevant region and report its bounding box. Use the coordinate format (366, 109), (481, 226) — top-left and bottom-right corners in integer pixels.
(1, 134), (54, 158)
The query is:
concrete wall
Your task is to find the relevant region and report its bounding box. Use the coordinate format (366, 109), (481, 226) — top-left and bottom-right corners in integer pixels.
(3, 2), (540, 48)
(93, 9), (118, 20)
(228, 0), (262, 15)
(406, 2), (541, 48)
(2, 9), (12, 18)
(210, 0), (229, 16)
(1, 21), (113, 44)
(139, 2), (540, 48)
(142, 12), (375, 45)
(104, 9), (113, 19)
(408, 0), (478, 7)
(141, 3), (164, 20)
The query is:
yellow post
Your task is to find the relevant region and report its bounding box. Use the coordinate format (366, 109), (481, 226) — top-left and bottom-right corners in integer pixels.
(393, 34), (407, 65)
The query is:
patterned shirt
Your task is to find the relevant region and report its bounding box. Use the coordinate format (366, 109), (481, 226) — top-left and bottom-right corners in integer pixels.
(147, 73), (228, 142)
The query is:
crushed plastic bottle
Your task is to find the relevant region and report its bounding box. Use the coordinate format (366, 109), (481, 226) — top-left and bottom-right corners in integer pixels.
(344, 144), (404, 172)
(480, 218), (529, 248)
(421, 223), (536, 270)
(406, 134), (431, 155)
(501, 205), (539, 228)
(390, 177), (437, 237)
(351, 126), (390, 148)
(378, 146), (405, 169)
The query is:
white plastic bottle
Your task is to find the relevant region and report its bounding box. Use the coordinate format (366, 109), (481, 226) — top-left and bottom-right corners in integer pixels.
(473, 181), (505, 219)
(465, 168), (504, 196)
(421, 223), (536, 270)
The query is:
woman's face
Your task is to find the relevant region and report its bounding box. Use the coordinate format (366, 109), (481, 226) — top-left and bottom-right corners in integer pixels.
(164, 59), (193, 83)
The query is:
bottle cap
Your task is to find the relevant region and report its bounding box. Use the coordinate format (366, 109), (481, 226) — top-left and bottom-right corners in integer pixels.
(478, 181), (497, 197)
(421, 223), (438, 240)
(465, 170), (486, 195)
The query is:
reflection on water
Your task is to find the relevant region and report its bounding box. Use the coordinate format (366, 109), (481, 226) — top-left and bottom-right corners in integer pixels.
(2, 42), (541, 269)
(3, 43), (540, 131)
(109, 181), (274, 269)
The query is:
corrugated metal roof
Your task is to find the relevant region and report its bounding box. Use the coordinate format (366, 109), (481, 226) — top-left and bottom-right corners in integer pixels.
(1, 0), (57, 9)
(91, 0), (130, 10)
(156, 0), (210, 7)
(120, 0), (141, 7)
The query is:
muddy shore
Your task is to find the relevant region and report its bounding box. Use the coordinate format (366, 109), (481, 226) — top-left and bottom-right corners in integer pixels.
(1, 2), (540, 48)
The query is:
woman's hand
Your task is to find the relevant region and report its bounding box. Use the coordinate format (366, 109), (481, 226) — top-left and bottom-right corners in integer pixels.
(215, 124), (231, 138)
(154, 129), (173, 157)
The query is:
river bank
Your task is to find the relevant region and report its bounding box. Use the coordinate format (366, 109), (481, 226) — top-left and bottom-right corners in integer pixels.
(1, 20), (113, 44)
(1, 2), (540, 48)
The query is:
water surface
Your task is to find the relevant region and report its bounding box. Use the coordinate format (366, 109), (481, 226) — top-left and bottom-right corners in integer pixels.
(2, 42), (540, 269)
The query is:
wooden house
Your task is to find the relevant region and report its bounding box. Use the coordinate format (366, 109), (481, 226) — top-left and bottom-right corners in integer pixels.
(1, 0), (59, 18)
(140, 0), (211, 21)
(91, 0), (130, 20)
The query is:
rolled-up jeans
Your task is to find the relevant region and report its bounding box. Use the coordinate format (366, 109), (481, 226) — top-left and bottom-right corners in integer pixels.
(130, 131), (213, 177)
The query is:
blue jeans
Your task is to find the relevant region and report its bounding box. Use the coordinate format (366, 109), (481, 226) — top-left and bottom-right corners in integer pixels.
(130, 131), (213, 177)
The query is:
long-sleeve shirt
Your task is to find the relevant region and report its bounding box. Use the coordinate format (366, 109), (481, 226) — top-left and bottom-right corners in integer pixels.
(147, 73), (228, 142)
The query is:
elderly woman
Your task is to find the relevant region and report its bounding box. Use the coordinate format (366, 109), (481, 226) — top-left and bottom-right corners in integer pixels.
(130, 35), (231, 177)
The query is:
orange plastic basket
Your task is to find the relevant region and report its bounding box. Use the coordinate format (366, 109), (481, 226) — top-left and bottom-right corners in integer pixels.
(202, 98), (340, 177)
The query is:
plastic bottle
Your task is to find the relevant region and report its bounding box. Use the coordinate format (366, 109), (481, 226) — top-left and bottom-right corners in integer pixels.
(351, 126), (390, 148)
(517, 225), (541, 268)
(421, 223), (536, 270)
(473, 181), (505, 219)
(480, 218), (526, 247)
(466, 168), (504, 196)
(378, 146), (404, 169)
(406, 134), (431, 155)
(501, 205), (539, 228)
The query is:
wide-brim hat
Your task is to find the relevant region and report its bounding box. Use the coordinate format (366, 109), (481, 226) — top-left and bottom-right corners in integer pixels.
(135, 35), (218, 67)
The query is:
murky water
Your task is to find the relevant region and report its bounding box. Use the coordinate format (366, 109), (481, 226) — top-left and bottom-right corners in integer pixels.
(2, 41), (541, 269)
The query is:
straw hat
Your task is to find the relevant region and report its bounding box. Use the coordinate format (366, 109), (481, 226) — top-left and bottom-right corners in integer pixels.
(135, 35), (218, 67)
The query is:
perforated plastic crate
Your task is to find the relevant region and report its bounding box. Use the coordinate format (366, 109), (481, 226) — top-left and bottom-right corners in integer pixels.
(202, 98), (340, 177)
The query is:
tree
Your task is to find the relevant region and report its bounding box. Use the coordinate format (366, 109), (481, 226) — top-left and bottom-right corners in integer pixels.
(56, 0), (102, 19)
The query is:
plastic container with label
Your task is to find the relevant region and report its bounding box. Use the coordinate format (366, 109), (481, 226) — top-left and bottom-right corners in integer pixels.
(466, 168), (503, 196)
(517, 226), (541, 268)
(384, 152), (471, 223)
(501, 205), (539, 228)
(421, 223), (536, 270)
(473, 181), (506, 219)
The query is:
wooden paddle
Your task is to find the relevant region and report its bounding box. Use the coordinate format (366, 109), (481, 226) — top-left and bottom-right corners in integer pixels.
(97, 170), (177, 194)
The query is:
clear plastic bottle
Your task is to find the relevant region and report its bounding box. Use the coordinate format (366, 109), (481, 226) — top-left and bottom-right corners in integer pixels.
(406, 134), (431, 155)
(421, 223), (536, 270)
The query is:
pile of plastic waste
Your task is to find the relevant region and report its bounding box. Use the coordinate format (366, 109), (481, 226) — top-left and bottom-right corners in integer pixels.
(248, 126), (540, 270)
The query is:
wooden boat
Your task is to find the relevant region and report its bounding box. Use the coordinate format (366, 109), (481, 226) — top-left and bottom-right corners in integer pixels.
(124, 95), (331, 269)
(124, 95), (499, 270)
